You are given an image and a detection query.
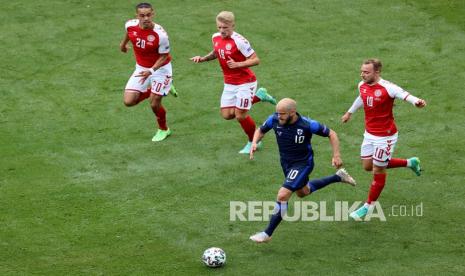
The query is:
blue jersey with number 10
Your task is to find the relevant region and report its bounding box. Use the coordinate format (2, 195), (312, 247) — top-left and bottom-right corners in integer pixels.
(260, 113), (330, 166)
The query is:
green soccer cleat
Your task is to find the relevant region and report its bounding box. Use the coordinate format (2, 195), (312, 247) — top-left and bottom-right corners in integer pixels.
(239, 141), (252, 154)
(152, 128), (172, 142)
(169, 85), (178, 97)
(350, 205), (369, 220)
(408, 157), (421, 176)
(255, 87), (277, 105)
(239, 141), (262, 154)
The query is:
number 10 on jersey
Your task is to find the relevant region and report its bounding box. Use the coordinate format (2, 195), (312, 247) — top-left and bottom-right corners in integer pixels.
(295, 135), (304, 144)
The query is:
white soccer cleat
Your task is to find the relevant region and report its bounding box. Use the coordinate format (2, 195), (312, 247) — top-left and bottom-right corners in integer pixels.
(336, 168), (356, 186)
(249, 232), (271, 243)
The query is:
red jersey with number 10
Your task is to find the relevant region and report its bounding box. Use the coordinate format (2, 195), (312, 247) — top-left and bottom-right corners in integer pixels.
(125, 19), (171, 68)
(212, 32), (257, 85)
(359, 79), (414, 136)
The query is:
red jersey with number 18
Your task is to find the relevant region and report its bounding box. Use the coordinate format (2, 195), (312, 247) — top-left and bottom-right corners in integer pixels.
(125, 19), (171, 68)
(212, 32), (257, 85)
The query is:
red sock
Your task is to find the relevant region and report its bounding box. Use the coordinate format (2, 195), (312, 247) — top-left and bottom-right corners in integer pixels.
(153, 105), (168, 130)
(367, 173), (387, 204)
(252, 96), (261, 105)
(387, 158), (407, 168)
(136, 89), (151, 104)
(238, 115), (256, 141)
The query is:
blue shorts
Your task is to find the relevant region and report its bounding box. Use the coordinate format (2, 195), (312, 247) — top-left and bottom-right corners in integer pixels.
(281, 162), (314, 192)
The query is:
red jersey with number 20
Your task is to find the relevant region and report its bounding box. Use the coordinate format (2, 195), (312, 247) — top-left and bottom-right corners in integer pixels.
(212, 32), (256, 85)
(359, 79), (415, 137)
(125, 19), (171, 68)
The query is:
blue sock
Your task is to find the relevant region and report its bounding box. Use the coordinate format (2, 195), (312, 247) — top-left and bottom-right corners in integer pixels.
(264, 201), (287, 236)
(308, 174), (341, 193)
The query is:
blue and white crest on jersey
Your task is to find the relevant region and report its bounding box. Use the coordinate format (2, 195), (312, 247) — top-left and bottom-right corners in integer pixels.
(297, 129), (303, 135)
(225, 43), (232, 50)
(374, 89), (382, 97)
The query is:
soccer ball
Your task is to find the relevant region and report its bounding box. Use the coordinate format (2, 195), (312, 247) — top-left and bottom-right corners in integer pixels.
(201, 247), (226, 268)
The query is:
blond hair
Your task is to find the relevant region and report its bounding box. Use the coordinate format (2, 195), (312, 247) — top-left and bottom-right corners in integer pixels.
(363, 58), (382, 72)
(216, 11), (235, 25)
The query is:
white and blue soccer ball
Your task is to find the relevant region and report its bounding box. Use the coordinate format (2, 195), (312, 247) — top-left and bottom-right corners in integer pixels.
(201, 247), (226, 268)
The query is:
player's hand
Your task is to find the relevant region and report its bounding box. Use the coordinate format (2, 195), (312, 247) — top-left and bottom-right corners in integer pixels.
(415, 99), (427, 108)
(136, 70), (151, 84)
(120, 44), (128, 53)
(249, 142), (258, 160)
(332, 155), (343, 168)
(190, 56), (203, 63)
(341, 112), (352, 123)
(227, 57), (239, 68)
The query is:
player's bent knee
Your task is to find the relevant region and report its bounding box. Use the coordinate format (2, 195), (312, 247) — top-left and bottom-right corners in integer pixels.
(362, 159), (373, 171)
(123, 99), (137, 107)
(372, 165), (387, 174)
(277, 191), (292, 202)
(150, 97), (163, 109)
(235, 111), (248, 121)
(277, 195), (288, 202)
(220, 109), (235, 120)
(363, 165), (372, 171)
(222, 114), (235, 120)
(296, 187), (310, 198)
(150, 102), (161, 109)
(124, 90), (140, 107)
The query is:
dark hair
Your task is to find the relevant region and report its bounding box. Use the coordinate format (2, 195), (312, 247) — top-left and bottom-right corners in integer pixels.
(136, 2), (152, 10)
(363, 58), (382, 72)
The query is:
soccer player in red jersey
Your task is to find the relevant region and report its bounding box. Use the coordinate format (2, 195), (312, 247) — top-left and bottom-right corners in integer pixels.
(120, 2), (176, 142)
(190, 11), (277, 154)
(341, 59), (427, 220)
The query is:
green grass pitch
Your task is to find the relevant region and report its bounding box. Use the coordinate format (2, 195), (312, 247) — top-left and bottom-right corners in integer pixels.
(1, 0), (464, 275)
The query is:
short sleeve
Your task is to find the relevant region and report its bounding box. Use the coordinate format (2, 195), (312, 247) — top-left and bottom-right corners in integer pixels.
(382, 79), (419, 105)
(233, 34), (255, 58)
(125, 19), (138, 31)
(259, 115), (274, 133)
(155, 25), (170, 54)
(385, 81), (407, 99)
(309, 120), (330, 137)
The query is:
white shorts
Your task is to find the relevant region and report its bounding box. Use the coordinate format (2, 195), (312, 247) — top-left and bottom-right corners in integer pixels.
(360, 131), (398, 167)
(125, 63), (172, 96)
(220, 81), (257, 110)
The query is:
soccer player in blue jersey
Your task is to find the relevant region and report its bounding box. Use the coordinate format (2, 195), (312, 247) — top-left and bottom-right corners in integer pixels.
(249, 98), (356, 243)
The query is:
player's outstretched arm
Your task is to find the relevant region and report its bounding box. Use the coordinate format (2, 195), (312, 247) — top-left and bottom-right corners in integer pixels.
(250, 129), (265, 160)
(328, 129), (343, 168)
(390, 85), (427, 109)
(342, 96), (363, 123)
(190, 50), (217, 63)
(341, 112), (352, 123)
